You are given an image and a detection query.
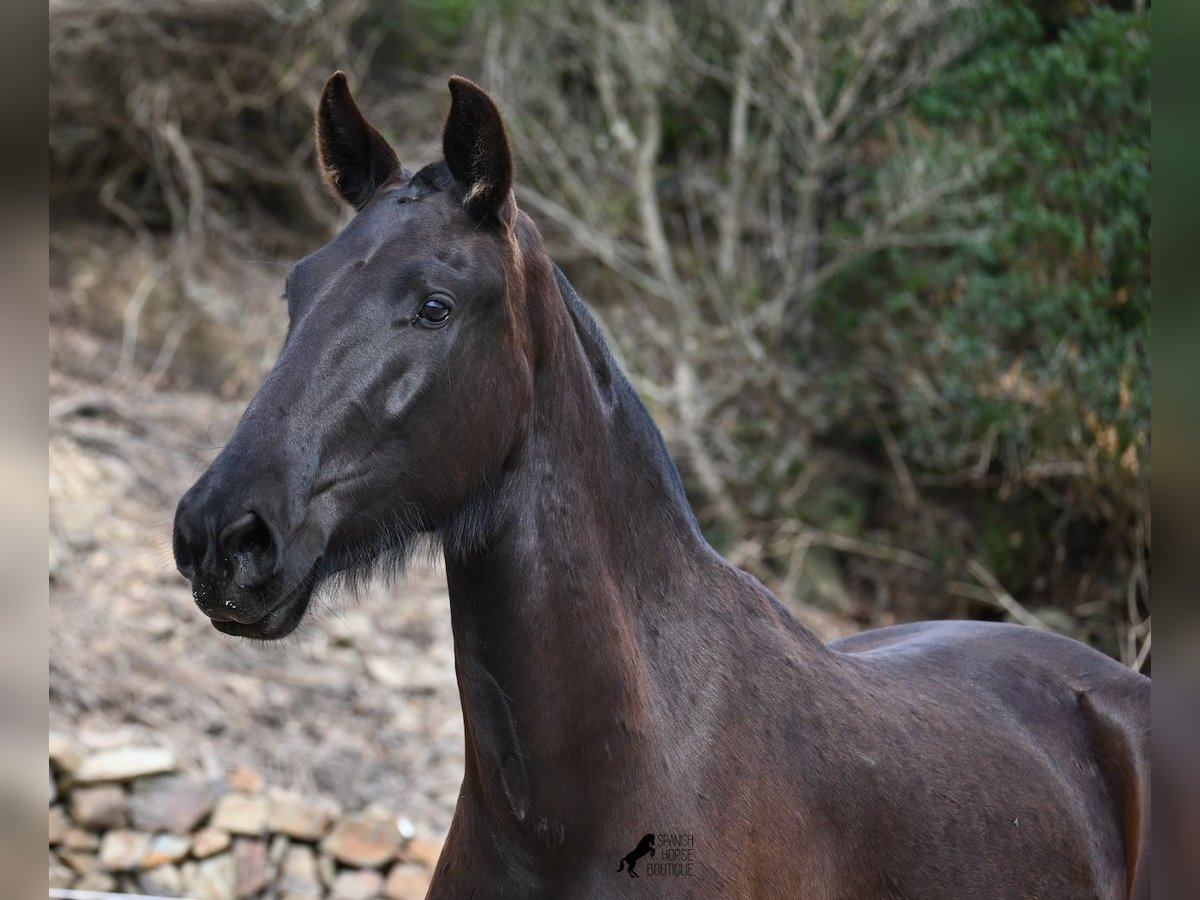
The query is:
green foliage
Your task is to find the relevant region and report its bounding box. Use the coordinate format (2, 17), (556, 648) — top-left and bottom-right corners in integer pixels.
(355, 0), (487, 68)
(926, 6), (1148, 474)
(815, 4), (1150, 649)
(407, 0), (481, 44)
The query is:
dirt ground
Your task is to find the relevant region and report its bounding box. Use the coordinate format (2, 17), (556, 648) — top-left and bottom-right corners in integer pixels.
(49, 287), (854, 850)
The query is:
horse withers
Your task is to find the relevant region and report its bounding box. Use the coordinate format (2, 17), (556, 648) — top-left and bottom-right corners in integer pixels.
(173, 73), (1150, 898)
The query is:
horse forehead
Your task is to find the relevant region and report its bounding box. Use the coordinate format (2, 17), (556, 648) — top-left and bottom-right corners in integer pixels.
(331, 198), (483, 272)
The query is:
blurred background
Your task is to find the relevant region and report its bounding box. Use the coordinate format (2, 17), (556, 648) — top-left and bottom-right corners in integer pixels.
(47, 0), (1150, 896)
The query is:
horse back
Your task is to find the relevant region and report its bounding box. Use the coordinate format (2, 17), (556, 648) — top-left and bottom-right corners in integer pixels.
(830, 620), (1149, 900)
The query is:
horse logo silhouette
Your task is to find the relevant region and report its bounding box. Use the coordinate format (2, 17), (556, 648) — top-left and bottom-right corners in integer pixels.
(617, 833), (656, 877)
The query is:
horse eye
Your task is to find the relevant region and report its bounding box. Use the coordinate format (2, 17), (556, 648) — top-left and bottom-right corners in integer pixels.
(417, 295), (452, 325)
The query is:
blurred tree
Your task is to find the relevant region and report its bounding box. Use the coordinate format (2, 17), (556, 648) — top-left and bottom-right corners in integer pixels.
(483, 0), (1150, 665)
(483, 0), (989, 528)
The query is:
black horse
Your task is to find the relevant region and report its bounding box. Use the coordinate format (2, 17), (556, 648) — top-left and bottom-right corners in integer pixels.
(174, 73), (1150, 898)
(617, 834), (656, 877)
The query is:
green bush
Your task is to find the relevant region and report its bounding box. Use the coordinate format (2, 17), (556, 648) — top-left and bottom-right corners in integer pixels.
(816, 5), (1150, 655)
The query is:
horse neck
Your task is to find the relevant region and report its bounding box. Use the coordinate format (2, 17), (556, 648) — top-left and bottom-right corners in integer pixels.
(441, 268), (765, 833)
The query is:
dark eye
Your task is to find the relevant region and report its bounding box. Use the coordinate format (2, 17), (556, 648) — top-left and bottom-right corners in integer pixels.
(416, 294), (453, 326)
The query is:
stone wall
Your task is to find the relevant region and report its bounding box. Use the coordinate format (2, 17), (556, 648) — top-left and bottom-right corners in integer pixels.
(49, 736), (441, 899)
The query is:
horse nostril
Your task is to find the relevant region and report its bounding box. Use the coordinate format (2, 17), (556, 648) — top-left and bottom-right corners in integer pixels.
(219, 511), (278, 589)
(221, 511), (269, 555)
(173, 521), (196, 579)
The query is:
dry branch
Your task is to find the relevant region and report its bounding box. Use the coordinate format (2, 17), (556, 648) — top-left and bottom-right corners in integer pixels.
(50, 0), (364, 255)
(486, 0), (990, 601)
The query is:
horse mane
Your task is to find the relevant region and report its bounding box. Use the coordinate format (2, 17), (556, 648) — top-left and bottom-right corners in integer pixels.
(408, 161), (462, 199)
(550, 264), (698, 534)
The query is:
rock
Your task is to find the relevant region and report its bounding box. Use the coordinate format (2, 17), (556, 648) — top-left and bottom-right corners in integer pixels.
(318, 851), (337, 889)
(211, 792), (268, 836)
(60, 850), (99, 877)
(64, 828), (100, 851)
(139, 613), (177, 639)
(49, 530), (67, 582)
(183, 852), (236, 900)
(269, 788), (334, 842)
(49, 852), (75, 889)
(76, 746), (176, 783)
(227, 765), (264, 794)
(139, 864), (184, 897)
(56, 497), (97, 550)
(403, 836), (443, 870)
(279, 844), (322, 897)
(98, 829), (152, 871)
(180, 861), (198, 891)
(407, 660), (446, 691)
(49, 805), (68, 845)
(328, 608), (372, 646)
(130, 775), (218, 833)
(384, 862), (431, 900)
(49, 733), (82, 777)
(233, 838), (268, 898)
(323, 810), (403, 868)
(192, 827), (232, 859)
(49, 767), (57, 805)
(365, 657), (407, 688)
(76, 871), (117, 892)
(332, 867), (384, 900)
(142, 833), (192, 867)
(269, 832), (291, 865)
(71, 783), (127, 829)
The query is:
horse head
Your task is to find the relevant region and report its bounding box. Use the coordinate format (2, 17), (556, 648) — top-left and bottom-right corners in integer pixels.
(173, 74), (548, 638)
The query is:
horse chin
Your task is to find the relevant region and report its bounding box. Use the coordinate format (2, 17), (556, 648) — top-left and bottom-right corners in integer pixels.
(211, 576), (316, 641)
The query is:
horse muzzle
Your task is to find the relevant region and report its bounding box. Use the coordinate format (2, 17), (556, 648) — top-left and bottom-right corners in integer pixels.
(206, 572), (317, 640)
(174, 480), (323, 640)
(183, 561), (318, 640)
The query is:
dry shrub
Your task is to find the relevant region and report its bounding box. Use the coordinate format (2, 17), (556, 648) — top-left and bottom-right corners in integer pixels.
(48, 0), (379, 391)
(49, 0), (471, 392)
(48, 0), (371, 253)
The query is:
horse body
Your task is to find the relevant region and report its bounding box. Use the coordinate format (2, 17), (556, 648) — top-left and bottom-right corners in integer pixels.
(426, 273), (1148, 899)
(173, 73), (1150, 899)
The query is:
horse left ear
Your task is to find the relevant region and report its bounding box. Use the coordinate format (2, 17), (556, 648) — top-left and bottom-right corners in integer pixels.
(443, 76), (514, 220)
(316, 71), (401, 210)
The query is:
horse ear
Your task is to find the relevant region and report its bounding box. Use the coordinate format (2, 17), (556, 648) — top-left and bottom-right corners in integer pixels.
(315, 71), (401, 210)
(443, 76), (514, 219)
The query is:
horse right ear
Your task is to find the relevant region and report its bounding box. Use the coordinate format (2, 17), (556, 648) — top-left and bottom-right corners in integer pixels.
(315, 72), (401, 210)
(443, 76), (513, 220)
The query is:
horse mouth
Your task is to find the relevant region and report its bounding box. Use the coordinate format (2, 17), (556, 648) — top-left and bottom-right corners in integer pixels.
(210, 573), (317, 641)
